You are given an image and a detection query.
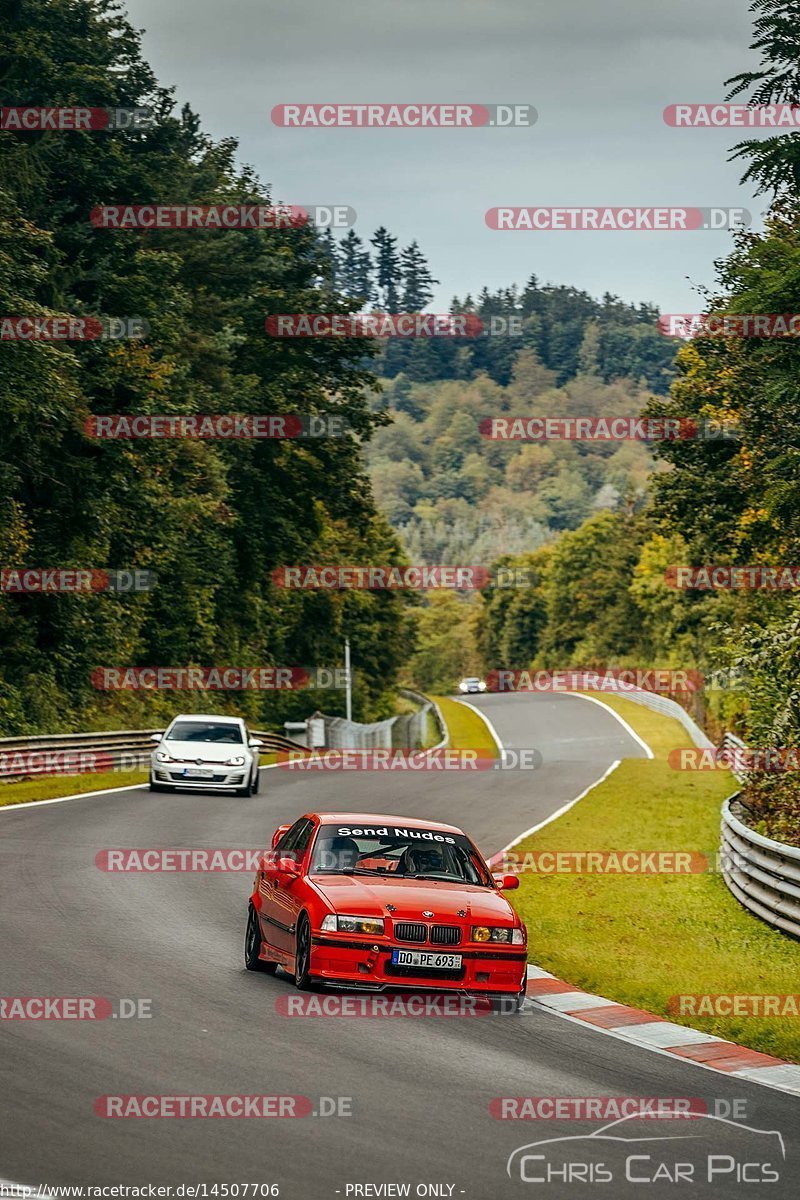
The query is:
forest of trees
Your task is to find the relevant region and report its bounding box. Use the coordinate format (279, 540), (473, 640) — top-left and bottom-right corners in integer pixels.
(365, 351), (654, 566)
(323, 225), (679, 391)
(3, 0), (800, 851)
(0, 0), (414, 732)
(415, 0), (800, 844)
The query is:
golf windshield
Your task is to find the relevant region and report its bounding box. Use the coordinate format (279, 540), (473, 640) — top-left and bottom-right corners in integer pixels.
(310, 823), (491, 886)
(167, 722), (243, 743)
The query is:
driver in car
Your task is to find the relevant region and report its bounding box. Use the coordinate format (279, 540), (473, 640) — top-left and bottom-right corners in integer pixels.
(399, 845), (446, 876)
(325, 835), (360, 872)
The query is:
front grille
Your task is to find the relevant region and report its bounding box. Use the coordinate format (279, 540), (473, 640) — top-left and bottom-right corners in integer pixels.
(430, 925), (461, 945)
(394, 922), (427, 943)
(393, 922), (462, 945)
(168, 771), (229, 783)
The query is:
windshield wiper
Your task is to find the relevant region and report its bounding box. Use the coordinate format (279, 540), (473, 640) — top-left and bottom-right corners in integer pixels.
(312, 867), (387, 876)
(407, 872), (463, 882)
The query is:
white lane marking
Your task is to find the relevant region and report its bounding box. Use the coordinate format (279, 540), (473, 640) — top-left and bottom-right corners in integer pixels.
(489, 759), (621, 862)
(0, 762), (281, 813)
(0, 781), (144, 811)
(451, 697), (505, 756)
(564, 691), (654, 758)
(457, 694), (627, 863)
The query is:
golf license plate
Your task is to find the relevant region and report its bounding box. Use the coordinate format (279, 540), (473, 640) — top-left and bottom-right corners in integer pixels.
(182, 768), (215, 779)
(391, 949), (462, 969)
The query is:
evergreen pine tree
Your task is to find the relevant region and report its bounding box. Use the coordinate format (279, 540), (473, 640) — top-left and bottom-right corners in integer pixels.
(338, 230), (373, 303)
(399, 240), (438, 310)
(370, 226), (402, 312)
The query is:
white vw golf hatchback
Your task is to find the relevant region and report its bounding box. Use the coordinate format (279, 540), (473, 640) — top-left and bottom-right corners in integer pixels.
(149, 714), (263, 796)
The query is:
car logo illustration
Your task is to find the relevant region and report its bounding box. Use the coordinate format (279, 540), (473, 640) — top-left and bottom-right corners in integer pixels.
(506, 1112), (786, 1180)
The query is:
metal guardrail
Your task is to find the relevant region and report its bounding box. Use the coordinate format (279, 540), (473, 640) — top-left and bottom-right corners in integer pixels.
(0, 726), (309, 782)
(718, 731), (800, 939)
(284, 691), (445, 752)
(601, 687), (714, 749)
(399, 688), (448, 750)
(721, 792), (800, 940)
(310, 699), (435, 751)
(718, 729), (749, 782)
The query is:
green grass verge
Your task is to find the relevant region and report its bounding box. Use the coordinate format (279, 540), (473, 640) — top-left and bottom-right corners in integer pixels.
(0, 769), (149, 807)
(431, 695), (500, 758)
(0, 753), (279, 808)
(508, 693), (800, 1062)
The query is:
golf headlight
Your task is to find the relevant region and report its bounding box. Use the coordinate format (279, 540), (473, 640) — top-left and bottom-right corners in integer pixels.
(479, 681), (487, 691)
(154, 751), (173, 763)
(321, 915), (384, 935)
(472, 926), (515, 943)
(225, 755), (246, 766)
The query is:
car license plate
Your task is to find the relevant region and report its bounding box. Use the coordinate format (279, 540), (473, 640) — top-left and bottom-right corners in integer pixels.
(182, 768), (215, 779)
(391, 949), (462, 969)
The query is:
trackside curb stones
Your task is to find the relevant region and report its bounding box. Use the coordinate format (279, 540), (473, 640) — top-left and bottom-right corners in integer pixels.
(525, 965), (800, 1098)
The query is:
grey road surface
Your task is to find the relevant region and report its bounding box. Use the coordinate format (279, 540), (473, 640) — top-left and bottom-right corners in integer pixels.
(0, 692), (796, 1198)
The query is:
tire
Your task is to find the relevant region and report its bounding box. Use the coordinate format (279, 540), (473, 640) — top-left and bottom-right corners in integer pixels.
(251, 765), (260, 794)
(235, 775), (253, 798)
(149, 775), (168, 793)
(490, 986), (526, 1015)
(293, 913), (318, 990)
(245, 904), (277, 973)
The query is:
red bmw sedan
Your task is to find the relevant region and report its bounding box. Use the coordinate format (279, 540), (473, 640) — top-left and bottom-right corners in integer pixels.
(245, 812), (528, 1009)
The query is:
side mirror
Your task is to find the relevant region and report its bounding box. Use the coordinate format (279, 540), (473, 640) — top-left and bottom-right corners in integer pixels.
(249, 738), (263, 749)
(150, 733), (163, 743)
(275, 859), (302, 886)
(493, 873), (519, 891)
(271, 823), (291, 849)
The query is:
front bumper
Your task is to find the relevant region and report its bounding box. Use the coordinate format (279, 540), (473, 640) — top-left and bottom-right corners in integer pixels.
(310, 935), (527, 993)
(151, 763), (248, 789)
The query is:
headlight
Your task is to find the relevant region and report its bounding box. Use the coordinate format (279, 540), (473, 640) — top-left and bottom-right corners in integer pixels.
(479, 681), (487, 691)
(320, 914), (384, 935)
(225, 755), (246, 766)
(154, 751), (173, 763)
(511, 928), (525, 945)
(472, 926), (515, 943)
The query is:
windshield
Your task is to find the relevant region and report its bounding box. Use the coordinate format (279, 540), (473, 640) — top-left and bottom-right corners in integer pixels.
(309, 823), (491, 886)
(167, 721), (243, 744)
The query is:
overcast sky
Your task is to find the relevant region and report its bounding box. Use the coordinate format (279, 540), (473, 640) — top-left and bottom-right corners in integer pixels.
(123, 0), (762, 312)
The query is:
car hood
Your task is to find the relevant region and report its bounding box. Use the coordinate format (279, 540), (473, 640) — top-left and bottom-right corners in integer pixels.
(158, 740), (246, 763)
(310, 876), (518, 923)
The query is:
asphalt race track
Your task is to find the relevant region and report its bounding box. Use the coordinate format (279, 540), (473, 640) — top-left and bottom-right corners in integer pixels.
(1, 692), (797, 1197)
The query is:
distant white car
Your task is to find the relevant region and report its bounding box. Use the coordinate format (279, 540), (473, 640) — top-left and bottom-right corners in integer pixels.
(458, 677), (487, 694)
(149, 714), (263, 796)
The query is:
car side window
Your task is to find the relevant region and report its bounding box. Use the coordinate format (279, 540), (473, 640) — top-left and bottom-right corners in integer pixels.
(293, 819), (316, 857)
(277, 817), (313, 854)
